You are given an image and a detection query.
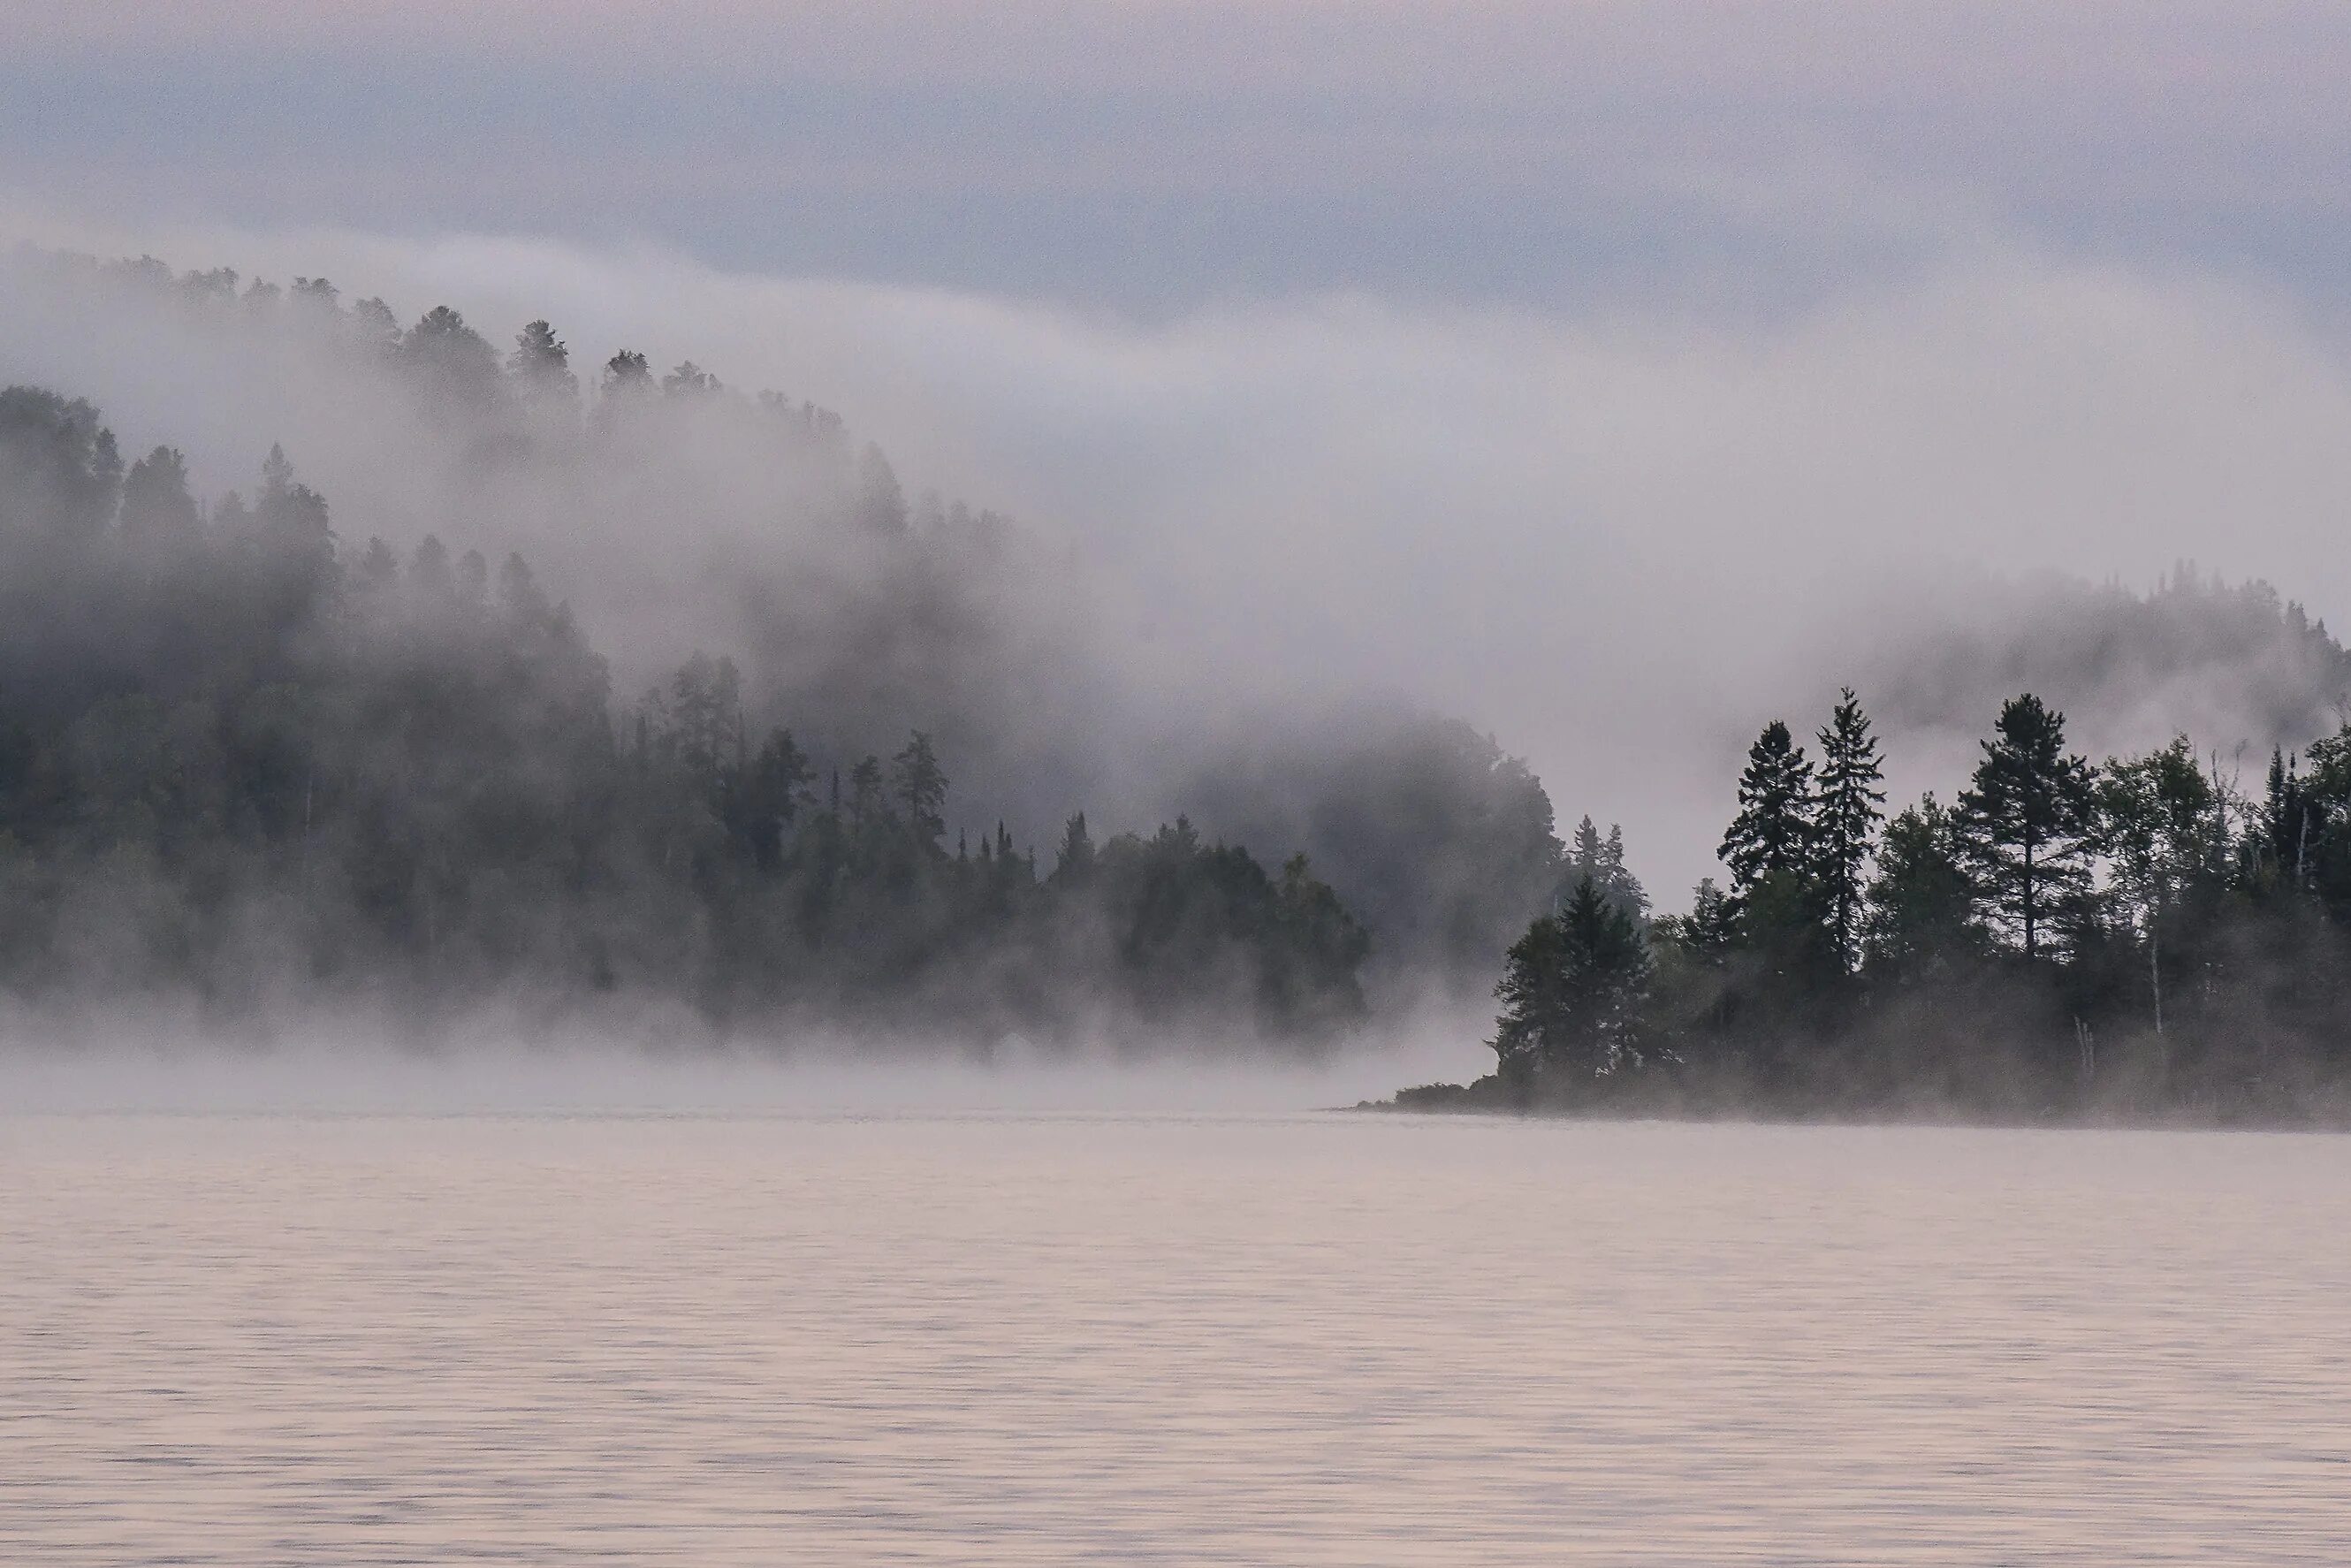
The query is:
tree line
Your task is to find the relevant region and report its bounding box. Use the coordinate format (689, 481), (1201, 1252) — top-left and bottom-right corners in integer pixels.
(9, 246), (1583, 997)
(0, 379), (1368, 1044)
(1441, 688), (2351, 1122)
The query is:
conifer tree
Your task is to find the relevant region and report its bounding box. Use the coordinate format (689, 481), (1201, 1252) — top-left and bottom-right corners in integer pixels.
(1720, 720), (1815, 902)
(118, 446), (200, 540)
(2262, 747), (2314, 888)
(1682, 878), (1737, 961)
(1862, 794), (1978, 976)
(507, 320), (578, 406)
(1811, 688), (1886, 973)
(1954, 695), (2097, 962)
(601, 349), (653, 397)
(1053, 812), (1096, 883)
(1562, 814), (1649, 924)
(848, 757), (884, 832)
(890, 731), (948, 849)
(740, 727), (813, 872)
(400, 306), (505, 413)
(1491, 874), (1652, 1099)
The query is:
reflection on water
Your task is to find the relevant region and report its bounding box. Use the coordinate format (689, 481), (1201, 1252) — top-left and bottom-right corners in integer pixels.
(4, 1112), (2348, 1564)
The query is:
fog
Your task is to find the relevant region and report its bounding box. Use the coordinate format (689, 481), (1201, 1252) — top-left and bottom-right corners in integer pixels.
(7, 207), (2350, 907)
(0, 996), (1494, 1115)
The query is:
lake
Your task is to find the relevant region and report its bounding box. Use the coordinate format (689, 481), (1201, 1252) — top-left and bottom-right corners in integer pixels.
(5, 1110), (2348, 1563)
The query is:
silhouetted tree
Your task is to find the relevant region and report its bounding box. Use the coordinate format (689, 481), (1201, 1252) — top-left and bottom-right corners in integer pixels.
(1811, 688), (1885, 972)
(1720, 719), (1815, 903)
(1863, 794), (1979, 978)
(1491, 874), (1651, 1100)
(1955, 695), (2098, 962)
(1563, 814), (1648, 925)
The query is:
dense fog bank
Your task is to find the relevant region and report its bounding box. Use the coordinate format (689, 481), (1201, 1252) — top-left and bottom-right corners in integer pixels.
(4, 244), (2351, 1071)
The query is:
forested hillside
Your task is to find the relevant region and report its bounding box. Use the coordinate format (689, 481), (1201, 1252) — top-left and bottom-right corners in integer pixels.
(0, 375), (1367, 1044)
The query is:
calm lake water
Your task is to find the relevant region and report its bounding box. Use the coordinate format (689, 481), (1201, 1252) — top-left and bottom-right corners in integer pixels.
(5, 1111), (2349, 1564)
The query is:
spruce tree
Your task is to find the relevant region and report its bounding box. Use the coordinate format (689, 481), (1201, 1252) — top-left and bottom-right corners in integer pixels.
(1052, 812), (1096, 883)
(1720, 719), (1815, 902)
(1954, 695), (2098, 962)
(1682, 878), (1737, 962)
(1811, 688), (1886, 973)
(1562, 814), (1649, 925)
(1490, 874), (1653, 1099)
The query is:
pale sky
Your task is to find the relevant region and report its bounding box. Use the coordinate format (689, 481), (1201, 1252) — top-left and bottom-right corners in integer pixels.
(5, 1), (2348, 314)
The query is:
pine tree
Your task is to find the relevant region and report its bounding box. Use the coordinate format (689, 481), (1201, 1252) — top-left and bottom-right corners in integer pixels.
(1811, 688), (1886, 973)
(1954, 695), (2098, 962)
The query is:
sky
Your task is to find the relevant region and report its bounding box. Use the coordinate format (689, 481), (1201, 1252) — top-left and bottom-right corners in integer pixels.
(7, 2), (2350, 316)
(4, 0), (2351, 898)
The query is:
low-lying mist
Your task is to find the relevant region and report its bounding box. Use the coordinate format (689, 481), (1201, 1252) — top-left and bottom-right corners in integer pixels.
(4, 207), (2350, 1087)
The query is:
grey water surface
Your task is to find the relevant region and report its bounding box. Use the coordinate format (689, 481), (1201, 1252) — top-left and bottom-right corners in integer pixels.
(5, 1112), (2347, 1564)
